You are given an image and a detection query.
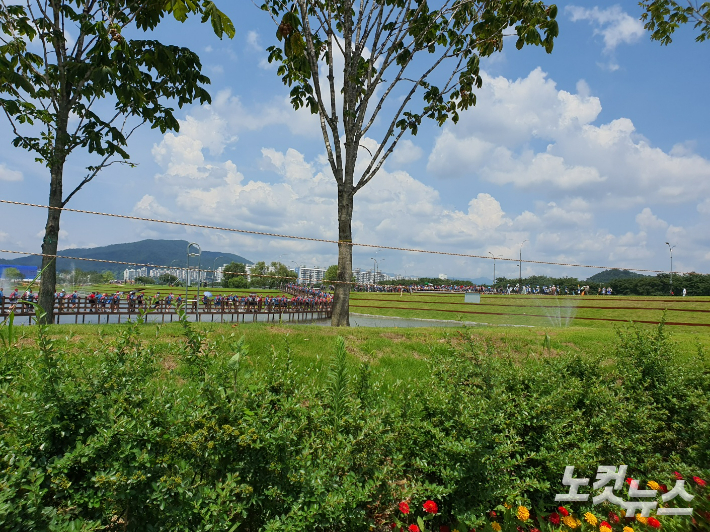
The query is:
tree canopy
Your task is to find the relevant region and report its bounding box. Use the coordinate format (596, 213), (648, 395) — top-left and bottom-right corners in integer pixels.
(0, 0), (233, 322)
(3, 267), (23, 281)
(640, 0), (710, 44)
(261, 0), (559, 326)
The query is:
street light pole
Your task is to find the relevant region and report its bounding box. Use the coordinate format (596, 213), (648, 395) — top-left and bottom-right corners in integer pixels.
(212, 256), (225, 288)
(169, 259), (181, 287)
(370, 257), (378, 285)
(186, 243), (201, 309)
(665, 242), (675, 295)
(488, 251), (496, 288)
(519, 240), (528, 294)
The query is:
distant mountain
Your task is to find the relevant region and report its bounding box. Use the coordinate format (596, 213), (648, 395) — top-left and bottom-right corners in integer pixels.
(586, 269), (646, 283)
(0, 239), (252, 275)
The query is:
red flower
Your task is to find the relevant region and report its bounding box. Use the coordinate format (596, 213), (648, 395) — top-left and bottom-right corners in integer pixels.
(626, 477), (634, 485)
(399, 502), (410, 514)
(440, 527), (450, 532)
(659, 484), (668, 493)
(647, 516), (661, 528)
(423, 500), (438, 514)
(693, 476), (707, 487)
(608, 511), (620, 524)
(558, 507), (569, 517)
(601, 521), (612, 528)
(675, 471), (684, 480)
(530, 529), (540, 532)
(408, 525), (420, 532)
(489, 511), (497, 518)
(389, 524), (396, 530)
(548, 512), (560, 525)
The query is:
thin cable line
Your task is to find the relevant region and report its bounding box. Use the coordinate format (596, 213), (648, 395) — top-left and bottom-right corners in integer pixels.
(0, 199), (687, 274)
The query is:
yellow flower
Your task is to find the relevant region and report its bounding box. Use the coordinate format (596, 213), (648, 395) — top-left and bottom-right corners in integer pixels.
(636, 514), (648, 525)
(584, 512), (598, 526)
(563, 515), (579, 528)
(504, 503), (512, 509)
(492, 522), (502, 532)
(647, 480), (660, 490)
(600, 526), (612, 532)
(623, 527), (635, 532)
(517, 506), (530, 521)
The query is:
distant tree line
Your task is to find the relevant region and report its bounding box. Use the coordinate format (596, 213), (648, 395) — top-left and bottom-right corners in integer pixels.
(377, 277), (477, 287)
(221, 261), (296, 290)
(493, 273), (710, 296)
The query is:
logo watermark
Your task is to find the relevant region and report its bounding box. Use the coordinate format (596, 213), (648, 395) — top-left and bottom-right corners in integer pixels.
(555, 466), (694, 517)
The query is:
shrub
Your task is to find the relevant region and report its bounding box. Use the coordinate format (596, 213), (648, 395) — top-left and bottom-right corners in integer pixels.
(0, 316), (707, 530)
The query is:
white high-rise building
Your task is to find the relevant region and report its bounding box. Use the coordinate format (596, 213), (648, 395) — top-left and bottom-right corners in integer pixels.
(298, 266), (326, 285)
(123, 267), (148, 281)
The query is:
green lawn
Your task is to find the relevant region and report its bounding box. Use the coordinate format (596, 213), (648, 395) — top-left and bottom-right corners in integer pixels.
(33, 318), (710, 382)
(348, 292), (710, 333)
(4, 311), (709, 530)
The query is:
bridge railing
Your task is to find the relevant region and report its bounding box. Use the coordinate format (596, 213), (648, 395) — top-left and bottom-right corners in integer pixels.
(0, 296), (332, 325)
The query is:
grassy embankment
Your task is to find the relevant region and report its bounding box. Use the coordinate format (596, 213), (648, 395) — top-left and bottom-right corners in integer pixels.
(2, 316), (709, 530)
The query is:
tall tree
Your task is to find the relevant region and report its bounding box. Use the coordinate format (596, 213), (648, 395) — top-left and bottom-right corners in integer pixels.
(261, 0), (559, 326)
(222, 261), (247, 287)
(2, 267), (23, 282)
(640, 0), (710, 43)
(0, 0), (234, 323)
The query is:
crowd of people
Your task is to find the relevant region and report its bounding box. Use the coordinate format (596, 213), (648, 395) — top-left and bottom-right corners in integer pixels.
(350, 283), (479, 293)
(0, 287), (333, 315)
(496, 284), (613, 296)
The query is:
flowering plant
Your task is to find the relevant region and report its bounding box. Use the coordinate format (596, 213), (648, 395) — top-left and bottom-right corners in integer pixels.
(390, 500), (441, 532)
(473, 471), (708, 532)
(391, 472), (708, 532)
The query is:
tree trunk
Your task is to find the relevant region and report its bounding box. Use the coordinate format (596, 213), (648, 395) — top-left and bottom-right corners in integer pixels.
(38, 164), (63, 325)
(331, 185), (354, 326)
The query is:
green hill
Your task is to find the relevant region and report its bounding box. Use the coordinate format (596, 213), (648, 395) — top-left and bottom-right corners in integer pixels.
(0, 239), (252, 275)
(586, 269), (646, 283)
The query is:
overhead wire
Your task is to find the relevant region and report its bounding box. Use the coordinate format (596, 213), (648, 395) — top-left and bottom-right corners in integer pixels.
(0, 199), (692, 275)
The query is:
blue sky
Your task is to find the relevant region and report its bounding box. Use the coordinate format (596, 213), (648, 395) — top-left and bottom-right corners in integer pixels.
(1, 1), (709, 282)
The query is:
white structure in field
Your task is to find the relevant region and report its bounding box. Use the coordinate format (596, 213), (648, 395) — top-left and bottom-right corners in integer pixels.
(439, 273), (448, 280)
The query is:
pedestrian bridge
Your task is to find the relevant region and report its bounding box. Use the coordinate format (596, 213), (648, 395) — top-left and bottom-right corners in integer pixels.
(0, 295), (332, 325)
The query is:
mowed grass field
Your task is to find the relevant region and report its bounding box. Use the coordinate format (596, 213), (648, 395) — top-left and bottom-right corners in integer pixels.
(348, 291), (710, 332)
(22, 319), (708, 386)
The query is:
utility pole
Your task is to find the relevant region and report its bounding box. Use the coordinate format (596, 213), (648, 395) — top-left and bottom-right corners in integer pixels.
(665, 242), (675, 295)
(212, 255), (225, 288)
(519, 240), (527, 294)
(488, 251), (496, 288)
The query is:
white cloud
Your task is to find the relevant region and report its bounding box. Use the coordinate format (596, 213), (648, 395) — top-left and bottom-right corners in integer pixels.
(389, 140), (423, 166)
(427, 68), (710, 205)
(566, 5), (644, 53)
(0, 163), (23, 182)
(145, 137), (700, 276)
(133, 195), (172, 218)
(151, 89), (322, 185)
(636, 207), (668, 231)
(698, 198), (710, 215)
(246, 30), (261, 51)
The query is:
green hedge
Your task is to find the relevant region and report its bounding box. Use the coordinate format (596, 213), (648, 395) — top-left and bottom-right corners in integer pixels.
(1, 316), (708, 530)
